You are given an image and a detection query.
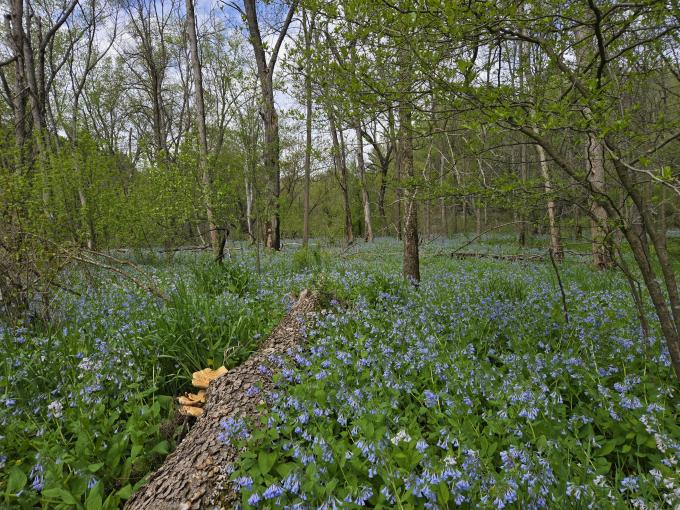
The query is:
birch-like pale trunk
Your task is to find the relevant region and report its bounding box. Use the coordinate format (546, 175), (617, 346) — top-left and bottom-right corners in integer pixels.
(534, 141), (563, 260)
(245, 172), (254, 241)
(574, 25), (612, 269)
(355, 126), (373, 242)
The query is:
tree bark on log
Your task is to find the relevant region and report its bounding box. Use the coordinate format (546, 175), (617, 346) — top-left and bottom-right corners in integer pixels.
(124, 290), (320, 510)
(450, 251), (545, 262)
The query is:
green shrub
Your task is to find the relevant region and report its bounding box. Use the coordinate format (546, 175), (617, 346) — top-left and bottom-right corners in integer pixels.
(190, 260), (251, 297)
(480, 272), (529, 302)
(291, 246), (327, 273)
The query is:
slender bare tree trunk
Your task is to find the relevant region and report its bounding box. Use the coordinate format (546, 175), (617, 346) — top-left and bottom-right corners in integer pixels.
(243, 0), (296, 250)
(425, 201), (431, 240)
(302, 10), (314, 247)
(439, 152), (447, 235)
(328, 111), (353, 244)
(586, 136), (612, 269)
(462, 199), (468, 232)
(574, 24), (612, 269)
(361, 129), (391, 230)
(378, 157), (388, 226)
(534, 141), (563, 260)
(399, 104), (419, 283)
(574, 206), (582, 239)
(186, 0), (220, 257)
(518, 141), (529, 246)
(245, 172), (254, 240)
(338, 122), (353, 245)
(516, 39), (530, 246)
(355, 126), (373, 242)
(7, 0), (28, 164)
(389, 108), (402, 240)
(456, 159), (465, 233)
(609, 157), (680, 379)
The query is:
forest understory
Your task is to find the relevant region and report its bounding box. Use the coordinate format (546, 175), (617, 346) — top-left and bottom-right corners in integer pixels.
(2, 0), (680, 508)
(1, 236), (679, 509)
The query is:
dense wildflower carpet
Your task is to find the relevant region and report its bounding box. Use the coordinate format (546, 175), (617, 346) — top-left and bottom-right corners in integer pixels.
(1, 239), (678, 509)
(228, 257), (679, 509)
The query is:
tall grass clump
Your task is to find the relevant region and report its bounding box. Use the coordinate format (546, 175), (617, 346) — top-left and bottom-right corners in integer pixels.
(291, 246), (328, 273)
(190, 259), (251, 297)
(151, 284), (276, 394)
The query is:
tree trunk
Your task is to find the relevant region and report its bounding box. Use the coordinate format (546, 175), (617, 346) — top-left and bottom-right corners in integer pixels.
(517, 37), (529, 247)
(425, 200), (431, 240)
(518, 140), (529, 246)
(390, 108), (403, 241)
(608, 156), (680, 379)
(462, 199), (468, 232)
(186, 0), (220, 258)
(399, 104), (419, 284)
(261, 93), (281, 250)
(245, 172), (254, 241)
(124, 291), (320, 510)
(587, 135), (612, 269)
(439, 151), (447, 236)
(302, 11), (314, 247)
(574, 24), (612, 269)
(242, 0), (296, 251)
(7, 0), (28, 164)
(328, 111), (353, 244)
(355, 126), (373, 242)
(574, 206), (583, 240)
(378, 157), (388, 226)
(534, 140), (563, 260)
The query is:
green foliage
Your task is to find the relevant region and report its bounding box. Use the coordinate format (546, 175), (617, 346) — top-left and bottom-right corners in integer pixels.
(0, 292), (173, 509)
(190, 260), (252, 297)
(2, 238), (679, 509)
(480, 273), (529, 302)
(291, 246), (328, 273)
(151, 280), (281, 394)
(0, 251), (291, 508)
(229, 241), (679, 509)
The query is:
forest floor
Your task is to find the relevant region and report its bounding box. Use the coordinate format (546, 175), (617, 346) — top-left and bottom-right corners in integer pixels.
(1, 234), (679, 509)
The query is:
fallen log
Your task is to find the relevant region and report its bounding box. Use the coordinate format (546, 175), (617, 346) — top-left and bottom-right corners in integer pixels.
(450, 251), (546, 262)
(125, 289), (320, 510)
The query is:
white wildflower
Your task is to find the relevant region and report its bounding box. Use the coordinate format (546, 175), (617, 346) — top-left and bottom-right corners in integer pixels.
(47, 400), (63, 419)
(390, 429), (412, 445)
(593, 475), (608, 487)
(655, 433), (667, 453)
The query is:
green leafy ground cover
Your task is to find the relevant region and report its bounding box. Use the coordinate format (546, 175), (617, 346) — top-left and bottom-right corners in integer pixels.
(1, 237), (678, 509)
